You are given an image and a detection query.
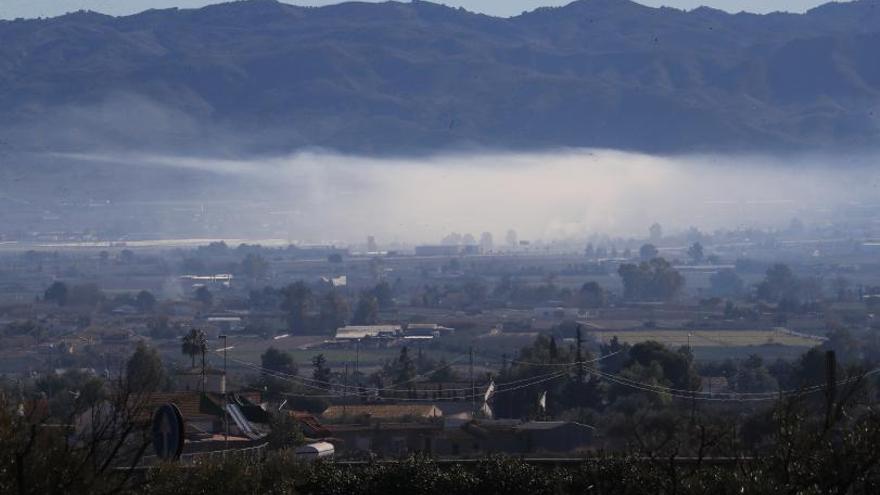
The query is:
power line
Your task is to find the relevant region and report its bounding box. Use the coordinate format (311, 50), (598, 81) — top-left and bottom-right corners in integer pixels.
(211, 347), (880, 404)
(217, 351), (569, 394)
(507, 350), (622, 367)
(588, 366), (880, 402)
(211, 343), (471, 389)
(248, 364), (569, 402)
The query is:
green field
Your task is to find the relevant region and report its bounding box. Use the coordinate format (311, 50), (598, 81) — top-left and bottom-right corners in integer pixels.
(691, 345), (811, 362)
(588, 329), (821, 348)
(587, 329), (821, 362)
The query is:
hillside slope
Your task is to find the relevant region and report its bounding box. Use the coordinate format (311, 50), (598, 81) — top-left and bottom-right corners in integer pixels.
(1, 0), (878, 154)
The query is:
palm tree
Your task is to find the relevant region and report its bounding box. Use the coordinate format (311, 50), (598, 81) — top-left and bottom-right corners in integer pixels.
(181, 328), (207, 370)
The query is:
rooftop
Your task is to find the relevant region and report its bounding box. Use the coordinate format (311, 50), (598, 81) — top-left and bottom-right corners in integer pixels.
(322, 403), (441, 420)
(335, 325), (402, 340)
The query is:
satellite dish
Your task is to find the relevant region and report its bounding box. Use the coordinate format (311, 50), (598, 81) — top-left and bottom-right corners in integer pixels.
(152, 403), (185, 461)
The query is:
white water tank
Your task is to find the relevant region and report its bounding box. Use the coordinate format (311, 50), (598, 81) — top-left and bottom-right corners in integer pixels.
(295, 442), (334, 460)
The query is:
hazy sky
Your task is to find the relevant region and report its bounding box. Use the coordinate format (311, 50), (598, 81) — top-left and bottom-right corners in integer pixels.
(0, 0), (852, 20)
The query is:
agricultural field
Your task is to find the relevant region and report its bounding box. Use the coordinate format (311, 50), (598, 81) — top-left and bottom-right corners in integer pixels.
(587, 329), (822, 349)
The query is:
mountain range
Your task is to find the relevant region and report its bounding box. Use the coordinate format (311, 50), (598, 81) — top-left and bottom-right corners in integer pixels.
(1, 0), (879, 155)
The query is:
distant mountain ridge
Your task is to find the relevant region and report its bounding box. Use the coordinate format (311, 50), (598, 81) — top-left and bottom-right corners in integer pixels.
(0, 0), (879, 155)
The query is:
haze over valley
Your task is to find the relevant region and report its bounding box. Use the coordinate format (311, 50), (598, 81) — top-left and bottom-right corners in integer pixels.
(2, 0), (880, 245)
(3, 149), (879, 246)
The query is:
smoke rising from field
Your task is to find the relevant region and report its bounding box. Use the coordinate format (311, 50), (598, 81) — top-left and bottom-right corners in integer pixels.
(41, 148), (879, 244)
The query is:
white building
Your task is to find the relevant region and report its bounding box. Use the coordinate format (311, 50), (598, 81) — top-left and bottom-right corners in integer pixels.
(335, 325), (402, 341)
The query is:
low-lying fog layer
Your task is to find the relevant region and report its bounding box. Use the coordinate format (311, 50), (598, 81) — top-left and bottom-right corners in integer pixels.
(39, 149), (877, 244)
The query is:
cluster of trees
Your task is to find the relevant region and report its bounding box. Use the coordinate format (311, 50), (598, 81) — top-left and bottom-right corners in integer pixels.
(256, 344), (459, 401)
(707, 262), (855, 319)
(16, 340), (169, 423)
(257, 346), (300, 399)
(710, 269), (744, 297)
(378, 346), (459, 389)
(495, 324), (880, 438)
(180, 328), (208, 370)
(352, 280), (393, 324)
(178, 243), (271, 282)
(384, 346), (417, 386)
(43, 281), (104, 308)
(494, 334), (601, 418)
(756, 263), (824, 308)
(0, 340), (174, 495)
(618, 258), (685, 301)
(416, 280), (488, 309)
(0, 319), (49, 341)
(109, 290), (157, 312)
(571, 281), (607, 309)
(146, 316), (187, 340)
(256, 347), (339, 400)
(42, 281), (157, 313)
(583, 243), (619, 259)
(416, 277), (608, 311)
(493, 333), (702, 420)
(247, 281), (396, 334)
(491, 276), (568, 307)
(698, 329), (880, 395)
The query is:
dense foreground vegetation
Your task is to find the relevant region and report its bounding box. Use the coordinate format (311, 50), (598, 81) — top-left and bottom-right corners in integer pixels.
(141, 445), (880, 495)
(4, 382), (880, 495)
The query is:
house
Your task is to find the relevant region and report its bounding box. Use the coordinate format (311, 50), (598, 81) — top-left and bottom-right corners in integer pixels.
(379, 381), (492, 403)
(452, 420), (595, 455)
(320, 276), (347, 287)
(433, 402), (478, 426)
(322, 404), (442, 421)
(700, 376), (731, 395)
(513, 421), (595, 453)
(203, 315), (244, 333)
(415, 245), (462, 257)
(176, 368), (227, 394)
(138, 392), (227, 435)
(404, 324), (455, 340)
(111, 305), (139, 315)
(326, 422), (443, 457)
(456, 419), (523, 455)
(533, 307), (589, 320)
(320, 416), (594, 458)
(180, 274), (234, 289)
(73, 390), (267, 457)
(460, 245), (481, 256)
(335, 325), (402, 342)
(288, 411), (332, 439)
(141, 391), (268, 444)
(15, 398), (50, 422)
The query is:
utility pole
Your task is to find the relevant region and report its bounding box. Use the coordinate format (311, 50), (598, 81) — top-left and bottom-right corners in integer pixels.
(688, 332), (696, 424)
(219, 334), (229, 454)
(576, 325), (585, 384)
(343, 362), (349, 416)
(825, 350), (837, 430)
(375, 373), (383, 401)
(469, 346), (475, 416)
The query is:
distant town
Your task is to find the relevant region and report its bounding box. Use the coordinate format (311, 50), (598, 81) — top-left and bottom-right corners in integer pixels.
(3, 215), (880, 477)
